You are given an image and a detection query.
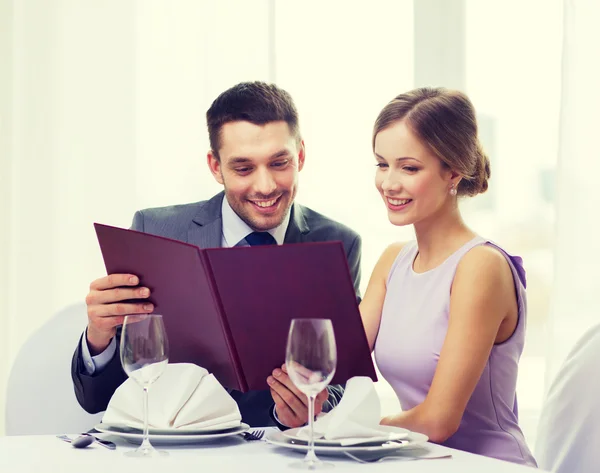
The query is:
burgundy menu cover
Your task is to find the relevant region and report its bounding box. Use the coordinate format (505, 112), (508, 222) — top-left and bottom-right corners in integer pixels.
(94, 223), (377, 392)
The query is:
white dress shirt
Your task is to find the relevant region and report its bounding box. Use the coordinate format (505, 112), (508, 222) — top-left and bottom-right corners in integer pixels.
(80, 197), (290, 374)
(535, 323), (600, 473)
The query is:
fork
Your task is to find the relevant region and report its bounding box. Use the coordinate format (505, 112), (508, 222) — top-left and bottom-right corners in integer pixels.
(344, 451), (452, 463)
(242, 430), (265, 441)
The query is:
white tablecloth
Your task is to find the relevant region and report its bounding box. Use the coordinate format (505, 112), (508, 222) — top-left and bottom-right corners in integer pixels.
(0, 428), (542, 473)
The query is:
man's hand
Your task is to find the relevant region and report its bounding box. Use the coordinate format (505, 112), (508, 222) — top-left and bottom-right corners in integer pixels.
(85, 274), (153, 354)
(267, 363), (328, 428)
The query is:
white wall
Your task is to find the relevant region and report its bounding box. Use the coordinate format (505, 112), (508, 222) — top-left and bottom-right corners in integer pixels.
(2, 0), (139, 433)
(0, 0), (14, 435)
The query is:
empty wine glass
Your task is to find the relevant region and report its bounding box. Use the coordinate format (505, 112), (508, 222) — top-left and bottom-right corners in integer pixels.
(286, 318), (337, 470)
(120, 313), (169, 457)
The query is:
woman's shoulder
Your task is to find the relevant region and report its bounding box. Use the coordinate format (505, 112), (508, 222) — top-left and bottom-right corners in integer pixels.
(457, 242), (521, 290)
(380, 240), (416, 265)
(372, 241), (415, 281)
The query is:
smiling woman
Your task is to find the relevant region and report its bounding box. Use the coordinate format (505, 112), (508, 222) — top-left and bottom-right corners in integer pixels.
(372, 89), (490, 229)
(359, 87), (536, 467)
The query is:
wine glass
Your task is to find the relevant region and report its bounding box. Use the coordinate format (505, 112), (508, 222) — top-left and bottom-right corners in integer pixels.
(285, 318), (337, 470)
(120, 313), (169, 457)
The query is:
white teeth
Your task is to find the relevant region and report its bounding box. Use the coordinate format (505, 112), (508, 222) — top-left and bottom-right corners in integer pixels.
(388, 198), (411, 206)
(253, 199), (277, 208)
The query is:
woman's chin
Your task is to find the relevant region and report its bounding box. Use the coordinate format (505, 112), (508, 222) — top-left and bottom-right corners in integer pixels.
(387, 213), (414, 227)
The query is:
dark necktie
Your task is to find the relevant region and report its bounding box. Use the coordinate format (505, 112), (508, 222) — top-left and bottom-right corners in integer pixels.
(245, 231), (277, 246)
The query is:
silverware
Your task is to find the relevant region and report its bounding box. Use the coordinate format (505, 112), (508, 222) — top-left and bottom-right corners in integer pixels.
(56, 434), (116, 450)
(242, 430), (265, 441)
(56, 434), (94, 449)
(79, 433), (116, 450)
(344, 451), (453, 463)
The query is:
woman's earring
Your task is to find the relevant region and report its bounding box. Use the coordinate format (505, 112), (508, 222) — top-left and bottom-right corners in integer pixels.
(449, 184), (457, 196)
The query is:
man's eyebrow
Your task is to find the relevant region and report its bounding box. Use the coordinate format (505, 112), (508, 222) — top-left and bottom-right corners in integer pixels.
(228, 157), (252, 164)
(228, 150), (291, 164)
(270, 149), (292, 159)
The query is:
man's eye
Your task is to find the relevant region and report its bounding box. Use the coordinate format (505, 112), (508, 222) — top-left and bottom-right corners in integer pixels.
(235, 168), (251, 173)
(271, 160), (289, 168)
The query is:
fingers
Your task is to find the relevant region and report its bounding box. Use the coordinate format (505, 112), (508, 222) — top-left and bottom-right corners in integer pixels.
(380, 416), (393, 426)
(273, 367), (307, 403)
(88, 302), (153, 320)
(280, 364), (329, 413)
(281, 363), (329, 415)
(267, 366), (331, 426)
(86, 285), (151, 306)
(284, 360), (314, 381)
(268, 373), (308, 419)
(86, 273), (153, 321)
(85, 273), (154, 350)
(90, 274), (139, 291)
(270, 390), (304, 428)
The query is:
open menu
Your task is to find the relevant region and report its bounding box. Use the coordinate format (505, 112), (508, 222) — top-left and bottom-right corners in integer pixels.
(94, 223), (377, 392)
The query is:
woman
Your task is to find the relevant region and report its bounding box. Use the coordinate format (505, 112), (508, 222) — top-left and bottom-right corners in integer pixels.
(360, 87), (536, 466)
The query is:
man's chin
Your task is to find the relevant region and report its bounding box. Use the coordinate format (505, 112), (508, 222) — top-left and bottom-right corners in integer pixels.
(246, 213), (285, 232)
(243, 199), (291, 230)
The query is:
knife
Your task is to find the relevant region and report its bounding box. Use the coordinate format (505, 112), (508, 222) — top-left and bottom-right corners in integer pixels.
(81, 432), (117, 450)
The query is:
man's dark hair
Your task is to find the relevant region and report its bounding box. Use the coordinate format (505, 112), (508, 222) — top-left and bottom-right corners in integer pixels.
(206, 81), (300, 160)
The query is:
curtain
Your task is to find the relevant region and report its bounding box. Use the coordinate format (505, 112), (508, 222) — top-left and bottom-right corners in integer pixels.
(545, 0), (600, 387)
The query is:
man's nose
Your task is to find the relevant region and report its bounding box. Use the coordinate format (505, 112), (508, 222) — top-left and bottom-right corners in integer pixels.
(253, 167), (277, 196)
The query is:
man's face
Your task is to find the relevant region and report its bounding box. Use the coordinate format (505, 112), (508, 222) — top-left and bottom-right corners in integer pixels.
(208, 121), (305, 232)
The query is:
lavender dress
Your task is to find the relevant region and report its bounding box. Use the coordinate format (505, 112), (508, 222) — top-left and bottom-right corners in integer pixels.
(374, 236), (537, 466)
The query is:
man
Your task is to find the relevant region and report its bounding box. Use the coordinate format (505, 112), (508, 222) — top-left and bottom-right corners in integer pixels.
(71, 81), (362, 428)
(535, 323), (600, 473)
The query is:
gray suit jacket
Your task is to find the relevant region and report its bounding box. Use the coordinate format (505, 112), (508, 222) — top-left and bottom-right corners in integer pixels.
(72, 192), (362, 427)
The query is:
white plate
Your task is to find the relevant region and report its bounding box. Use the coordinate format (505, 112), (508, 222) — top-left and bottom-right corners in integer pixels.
(266, 429), (429, 456)
(96, 420), (242, 435)
(94, 422), (250, 445)
(283, 425), (410, 446)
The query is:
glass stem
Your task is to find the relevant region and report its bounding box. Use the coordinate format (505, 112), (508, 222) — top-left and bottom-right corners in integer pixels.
(305, 393), (318, 466)
(140, 385), (152, 451)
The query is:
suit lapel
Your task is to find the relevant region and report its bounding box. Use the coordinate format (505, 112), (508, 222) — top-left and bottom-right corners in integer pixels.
(187, 194), (309, 248)
(187, 192), (225, 249)
(284, 203), (310, 244)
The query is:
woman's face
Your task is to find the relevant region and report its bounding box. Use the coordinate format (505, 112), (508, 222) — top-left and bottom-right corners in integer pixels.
(374, 120), (457, 227)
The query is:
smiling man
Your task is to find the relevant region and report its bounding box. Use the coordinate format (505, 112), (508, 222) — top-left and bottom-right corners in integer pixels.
(71, 82), (362, 429)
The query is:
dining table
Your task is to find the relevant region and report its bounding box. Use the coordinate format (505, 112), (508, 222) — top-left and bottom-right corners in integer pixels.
(0, 427), (543, 473)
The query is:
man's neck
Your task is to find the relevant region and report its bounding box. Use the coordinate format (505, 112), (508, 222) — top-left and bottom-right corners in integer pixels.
(220, 196), (291, 247)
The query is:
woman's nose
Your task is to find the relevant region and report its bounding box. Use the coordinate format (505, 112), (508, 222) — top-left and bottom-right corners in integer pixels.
(381, 175), (401, 193)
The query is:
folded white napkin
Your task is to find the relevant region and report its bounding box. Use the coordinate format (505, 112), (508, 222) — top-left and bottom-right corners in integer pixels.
(102, 363), (241, 431)
(298, 376), (408, 446)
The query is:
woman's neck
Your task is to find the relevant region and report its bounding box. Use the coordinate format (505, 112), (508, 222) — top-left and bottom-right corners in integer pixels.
(412, 204), (476, 272)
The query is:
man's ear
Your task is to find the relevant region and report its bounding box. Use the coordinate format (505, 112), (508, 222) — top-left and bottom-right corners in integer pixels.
(207, 151), (224, 185)
(298, 140), (306, 171)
